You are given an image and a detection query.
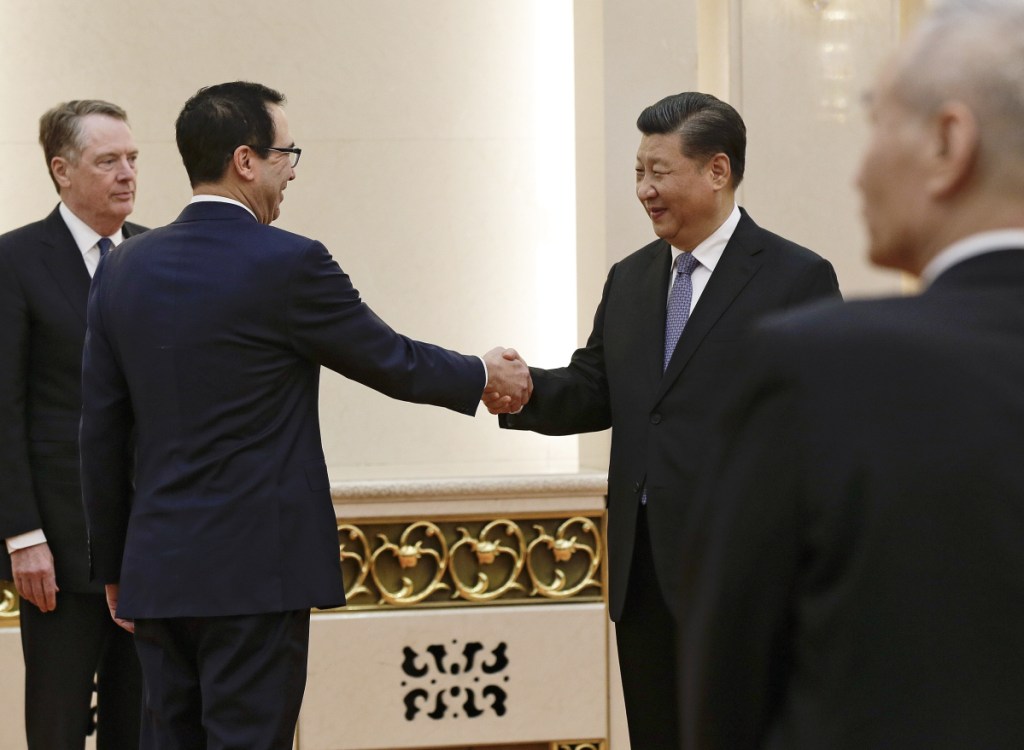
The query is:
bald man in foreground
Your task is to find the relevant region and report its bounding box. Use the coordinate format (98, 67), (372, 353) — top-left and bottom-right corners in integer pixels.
(684, 1), (1024, 748)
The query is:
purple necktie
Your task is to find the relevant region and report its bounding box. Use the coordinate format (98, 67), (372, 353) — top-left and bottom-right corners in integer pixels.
(97, 237), (113, 258)
(664, 252), (700, 370)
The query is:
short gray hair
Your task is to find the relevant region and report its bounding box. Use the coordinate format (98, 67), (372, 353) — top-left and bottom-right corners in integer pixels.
(38, 100), (129, 193)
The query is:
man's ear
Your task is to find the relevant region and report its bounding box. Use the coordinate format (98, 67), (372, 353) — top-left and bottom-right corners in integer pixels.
(231, 145), (259, 182)
(927, 101), (978, 199)
(707, 153), (732, 190)
(50, 157), (72, 189)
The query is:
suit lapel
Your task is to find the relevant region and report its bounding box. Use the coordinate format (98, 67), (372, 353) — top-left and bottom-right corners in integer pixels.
(653, 211), (764, 404)
(37, 207), (92, 326)
(635, 241), (675, 391)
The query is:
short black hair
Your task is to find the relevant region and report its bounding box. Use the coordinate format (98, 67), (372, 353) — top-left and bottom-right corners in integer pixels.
(175, 81), (286, 187)
(636, 92), (746, 187)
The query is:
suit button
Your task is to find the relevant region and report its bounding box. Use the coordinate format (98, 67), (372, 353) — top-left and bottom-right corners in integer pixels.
(650, 413), (662, 425)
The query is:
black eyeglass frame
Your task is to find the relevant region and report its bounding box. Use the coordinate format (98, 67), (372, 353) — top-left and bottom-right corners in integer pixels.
(264, 146), (302, 167)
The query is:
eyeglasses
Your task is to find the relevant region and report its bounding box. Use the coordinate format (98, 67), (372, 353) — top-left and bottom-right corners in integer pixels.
(265, 146), (302, 168)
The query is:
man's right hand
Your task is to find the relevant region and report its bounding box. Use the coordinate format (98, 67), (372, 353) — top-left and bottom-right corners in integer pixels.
(10, 542), (58, 612)
(482, 347), (533, 414)
(105, 583), (134, 633)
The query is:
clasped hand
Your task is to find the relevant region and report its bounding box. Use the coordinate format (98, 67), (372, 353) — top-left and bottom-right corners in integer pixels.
(481, 347), (532, 414)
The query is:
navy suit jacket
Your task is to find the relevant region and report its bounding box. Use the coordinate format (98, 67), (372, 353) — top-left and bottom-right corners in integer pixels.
(685, 248), (1024, 749)
(0, 206), (145, 589)
(502, 209), (840, 620)
(80, 201), (484, 618)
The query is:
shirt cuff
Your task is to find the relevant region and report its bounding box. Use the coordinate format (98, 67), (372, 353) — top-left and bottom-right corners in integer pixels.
(476, 355), (488, 391)
(6, 529), (47, 554)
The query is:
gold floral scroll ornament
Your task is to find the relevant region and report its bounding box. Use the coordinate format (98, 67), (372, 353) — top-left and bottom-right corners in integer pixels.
(527, 516), (602, 598)
(371, 521), (450, 605)
(337, 523), (373, 602)
(449, 520), (526, 602)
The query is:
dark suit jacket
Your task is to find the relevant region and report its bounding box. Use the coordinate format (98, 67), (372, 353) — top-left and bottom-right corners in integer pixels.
(80, 201), (484, 619)
(685, 248), (1024, 750)
(0, 206), (145, 590)
(502, 208), (840, 619)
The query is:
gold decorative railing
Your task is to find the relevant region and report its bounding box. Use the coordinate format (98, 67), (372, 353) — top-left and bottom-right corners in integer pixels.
(1, 512), (604, 622)
(332, 514), (603, 610)
(0, 582), (18, 624)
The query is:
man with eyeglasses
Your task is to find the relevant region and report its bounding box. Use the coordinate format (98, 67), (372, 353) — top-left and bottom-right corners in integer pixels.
(78, 81), (531, 748)
(0, 99), (144, 749)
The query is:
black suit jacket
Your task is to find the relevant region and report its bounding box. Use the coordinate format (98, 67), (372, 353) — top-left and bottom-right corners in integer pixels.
(0, 206), (145, 590)
(80, 201), (485, 619)
(503, 209), (840, 619)
(685, 248), (1024, 750)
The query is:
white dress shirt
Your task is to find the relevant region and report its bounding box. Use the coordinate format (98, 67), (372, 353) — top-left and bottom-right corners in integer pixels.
(667, 203), (741, 310)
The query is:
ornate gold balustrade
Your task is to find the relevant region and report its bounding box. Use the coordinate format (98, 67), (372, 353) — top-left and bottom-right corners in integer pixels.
(332, 514), (603, 609)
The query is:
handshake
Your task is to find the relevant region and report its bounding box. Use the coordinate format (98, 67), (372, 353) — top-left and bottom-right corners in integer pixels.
(481, 347), (533, 415)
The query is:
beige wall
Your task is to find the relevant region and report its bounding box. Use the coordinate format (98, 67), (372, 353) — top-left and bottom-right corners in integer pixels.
(0, 0), (916, 483)
(1, 0), (583, 482)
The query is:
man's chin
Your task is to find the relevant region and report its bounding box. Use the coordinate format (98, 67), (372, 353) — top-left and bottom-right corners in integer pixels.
(111, 203), (135, 220)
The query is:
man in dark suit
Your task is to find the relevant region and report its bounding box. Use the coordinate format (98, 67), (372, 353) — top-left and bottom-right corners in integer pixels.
(684, 2), (1024, 748)
(79, 81), (531, 749)
(0, 100), (143, 749)
(488, 92), (839, 748)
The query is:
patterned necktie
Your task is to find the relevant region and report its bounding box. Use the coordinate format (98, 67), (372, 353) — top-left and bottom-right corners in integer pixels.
(97, 237), (113, 258)
(663, 252), (700, 371)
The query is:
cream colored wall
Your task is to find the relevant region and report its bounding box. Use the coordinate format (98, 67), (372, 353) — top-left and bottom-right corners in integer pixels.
(0, 0), (915, 479)
(0, 0), (581, 483)
(735, 0), (906, 297)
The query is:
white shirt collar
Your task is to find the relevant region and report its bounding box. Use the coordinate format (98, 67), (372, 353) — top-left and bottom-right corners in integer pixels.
(670, 203), (741, 274)
(59, 202), (125, 259)
(921, 230), (1024, 286)
(190, 194), (257, 221)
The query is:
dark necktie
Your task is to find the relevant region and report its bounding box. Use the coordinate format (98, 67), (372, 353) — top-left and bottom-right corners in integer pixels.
(97, 237), (113, 258)
(663, 252), (700, 370)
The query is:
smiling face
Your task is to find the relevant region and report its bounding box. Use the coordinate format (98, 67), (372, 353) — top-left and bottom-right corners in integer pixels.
(635, 132), (732, 251)
(51, 113), (138, 236)
(247, 104), (296, 224)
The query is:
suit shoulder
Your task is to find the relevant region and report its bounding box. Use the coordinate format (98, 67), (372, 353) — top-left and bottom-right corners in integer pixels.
(261, 223), (320, 248)
(611, 237), (668, 273)
(759, 295), (919, 349)
(123, 220), (150, 235)
(755, 227), (831, 268)
(0, 217), (51, 258)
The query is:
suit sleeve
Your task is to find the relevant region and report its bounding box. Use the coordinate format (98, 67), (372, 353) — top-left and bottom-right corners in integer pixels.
(285, 241), (484, 416)
(79, 260), (135, 583)
(683, 339), (804, 750)
(0, 248), (43, 539)
(500, 266), (615, 436)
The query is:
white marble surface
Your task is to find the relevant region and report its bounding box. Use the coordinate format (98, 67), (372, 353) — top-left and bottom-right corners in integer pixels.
(331, 472), (608, 520)
(302, 604), (608, 750)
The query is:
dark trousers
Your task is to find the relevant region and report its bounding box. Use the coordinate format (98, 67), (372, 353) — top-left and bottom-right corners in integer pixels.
(20, 589), (142, 749)
(133, 609), (310, 750)
(615, 505), (682, 749)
